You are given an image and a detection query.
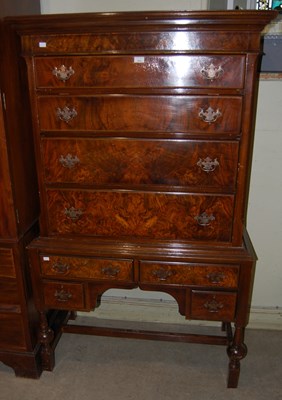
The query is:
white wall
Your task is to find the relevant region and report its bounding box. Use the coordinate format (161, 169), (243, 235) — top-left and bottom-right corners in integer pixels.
(40, 0), (208, 13)
(247, 79), (282, 308)
(39, 0), (282, 313)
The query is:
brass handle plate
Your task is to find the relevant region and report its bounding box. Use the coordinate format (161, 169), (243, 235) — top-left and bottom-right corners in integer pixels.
(52, 65), (75, 82)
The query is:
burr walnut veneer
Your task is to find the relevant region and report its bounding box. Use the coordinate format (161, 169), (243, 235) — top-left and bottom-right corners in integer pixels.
(4, 10), (276, 387)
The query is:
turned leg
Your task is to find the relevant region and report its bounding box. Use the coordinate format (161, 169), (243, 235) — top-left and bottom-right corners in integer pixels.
(38, 311), (55, 371)
(227, 325), (247, 388)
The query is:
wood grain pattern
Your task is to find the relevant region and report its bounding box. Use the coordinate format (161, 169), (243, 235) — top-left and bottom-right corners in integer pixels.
(190, 291), (237, 321)
(42, 138), (239, 190)
(0, 314), (26, 349)
(40, 255), (134, 282)
(43, 281), (85, 310)
(0, 281), (20, 307)
(23, 31), (256, 55)
(46, 190), (234, 241)
(140, 261), (239, 288)
(38, 95), (242, 134)
(35, 55), (245, 89)
(0, 247), (16, 278)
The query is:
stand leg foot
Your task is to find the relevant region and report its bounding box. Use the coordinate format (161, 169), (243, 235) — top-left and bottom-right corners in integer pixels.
(39, 311), (55, 371)
(227, 326), (247, 388)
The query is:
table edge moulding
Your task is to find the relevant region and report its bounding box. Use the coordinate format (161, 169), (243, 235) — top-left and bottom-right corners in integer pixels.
(2, 10), (277, 388)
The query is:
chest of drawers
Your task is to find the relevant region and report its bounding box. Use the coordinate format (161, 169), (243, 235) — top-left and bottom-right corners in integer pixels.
(5, 10), (276, 387)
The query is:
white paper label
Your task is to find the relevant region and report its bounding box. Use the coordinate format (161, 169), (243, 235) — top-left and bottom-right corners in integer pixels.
(39, 42), (47, 48)
(43, 256), (50, 261)
(134, 56), (145, 63)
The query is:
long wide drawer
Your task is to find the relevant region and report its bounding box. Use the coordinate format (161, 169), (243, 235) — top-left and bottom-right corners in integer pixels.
(140, 261), (239, 288)
(45, 190), (234, 242)
(37, 95), (242, 135)
(34, 55), (245, 89)
(40, 255), (134, 282)
(22, 31), (253, 54)
(42, 138), (239, 190)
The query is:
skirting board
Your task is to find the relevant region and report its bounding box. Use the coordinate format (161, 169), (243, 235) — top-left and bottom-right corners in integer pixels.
(77, 296), (282, 331)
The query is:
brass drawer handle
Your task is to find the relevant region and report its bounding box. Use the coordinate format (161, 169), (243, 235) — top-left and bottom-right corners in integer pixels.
(56, 106), (77, 124)
(204, 296), (224, 313)
(52, 65), (75, 82)
(198, 107), (222, 123)
(206, 272), (225, 284)
(52, 262), (70, 274)
(101, 265), (120, 278)
(152, 268), (176, 281)
(197, 157), (219, 173)
(59, 154), (80, 169)
(64, 207), (83, 221)
(194, 212), (215, 227)
(200, 63), (224, 81)
(54, 288), (73, 302)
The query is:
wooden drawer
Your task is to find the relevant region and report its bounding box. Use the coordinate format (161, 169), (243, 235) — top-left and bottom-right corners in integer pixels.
(45, 190), (234, 242)
(43, 281), (85, 310)
(22, 31), (252, 54)
(40, 255), (134, 282)
(140, 262), (239, 288)
(0, 247), (16, 278)
(0, 281), (20, 310)
(37, 95), (242, 135)
(42, 138), (239, 191)
(34, 55), (245, 89)
(190, 291), (237, 321)
(0, 313), (26, 350)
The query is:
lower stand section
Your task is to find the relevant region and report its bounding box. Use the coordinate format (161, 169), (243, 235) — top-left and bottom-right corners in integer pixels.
(27, 231), (256, 387)
(37, 310), (247, 388)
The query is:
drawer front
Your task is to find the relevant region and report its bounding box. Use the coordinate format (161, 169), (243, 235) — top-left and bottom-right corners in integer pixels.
(0, 247), (16, 278)
(140, 262), (239, 288)
(46, 190), (234, 242)
(0, 314), (26, 350)
(43, 281), (85, 310)
(0, 281), (20, 309)
(42, 138), (239, 190)
(35, 55), (245, 89)
(190, 291), (237, 321)
(23, 32), (251, 54)
(40, 255), (134, 282)
(37, 96), (242, 135)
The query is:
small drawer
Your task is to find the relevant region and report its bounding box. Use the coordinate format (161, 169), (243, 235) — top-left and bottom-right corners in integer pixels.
(43, 281), (85, 310)
(40, 255), (134, 282)
(140, 262), (239, 288)
(0, 248), (16, 278)
(37, 95), (242, 136)
(190, 291), (237, 322)
(34, 55), (245, 89)
(42, 137), (239, 191)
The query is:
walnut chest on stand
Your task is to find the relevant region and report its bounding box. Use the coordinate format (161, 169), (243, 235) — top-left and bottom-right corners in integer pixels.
(4, 10), (277, 387)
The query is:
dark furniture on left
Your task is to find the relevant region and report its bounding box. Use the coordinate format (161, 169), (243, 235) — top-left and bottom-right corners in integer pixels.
(0, 0), (41, 377)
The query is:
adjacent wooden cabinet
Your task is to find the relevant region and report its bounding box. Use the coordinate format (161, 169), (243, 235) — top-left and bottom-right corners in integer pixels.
(0, 0), (41, 377)
(2, 10), (277, 386)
